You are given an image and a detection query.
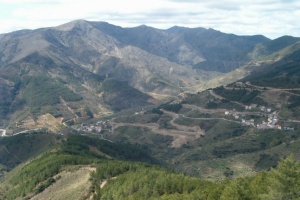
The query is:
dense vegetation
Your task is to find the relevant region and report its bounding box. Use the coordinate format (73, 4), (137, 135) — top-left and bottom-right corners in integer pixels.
(160, 103), (182, 113)
(3, 153), (98, 199)
(61, 135), (154, 163)
(101, 78), (151, 111)
(0, 85), (11, 118)
(247, 51), (300, 88)
(213, 86), (265, 104)
(91, 155), (300, 200)
(20, 76), (82, 114)
(287, 95), (300, 109)
(1, 131), (300, 200)
(0, 131), (57, 169)
(0, 134), (155, 199)
(205, 98), (246, 110)
(262, 36), (300, 53)
(252, 76), (300, 89)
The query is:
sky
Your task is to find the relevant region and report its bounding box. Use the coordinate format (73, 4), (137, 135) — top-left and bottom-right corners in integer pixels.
(0, 0), (299, 39)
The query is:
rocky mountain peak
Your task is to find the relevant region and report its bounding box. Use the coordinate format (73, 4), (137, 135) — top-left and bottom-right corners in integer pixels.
(53, 19), (92, 32)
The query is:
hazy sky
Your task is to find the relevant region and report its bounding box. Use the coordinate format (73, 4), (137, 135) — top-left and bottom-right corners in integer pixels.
(0, 0), (299, 39)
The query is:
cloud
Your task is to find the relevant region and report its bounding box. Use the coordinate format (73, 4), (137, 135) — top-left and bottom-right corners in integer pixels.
(0, 0), (299, 39)
(0, 0), (60, 4)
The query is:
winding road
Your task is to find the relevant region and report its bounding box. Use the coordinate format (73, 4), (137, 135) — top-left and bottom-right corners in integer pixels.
(109, 111), (205, 148)
(108, 104), (252, 147)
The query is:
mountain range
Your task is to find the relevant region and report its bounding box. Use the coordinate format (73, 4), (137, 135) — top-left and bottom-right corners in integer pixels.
(0, 20), (300, 199)
(1, 19), (300, 132)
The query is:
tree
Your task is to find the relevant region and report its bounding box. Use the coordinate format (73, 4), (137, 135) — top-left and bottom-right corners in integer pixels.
(269, 155), (300, 199)
(84, 106), (93, 118)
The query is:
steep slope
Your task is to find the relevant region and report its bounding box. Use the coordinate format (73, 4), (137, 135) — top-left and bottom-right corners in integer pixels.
(0, 131), (58, 173)
(0, 20), (298, 132)
(243, 43), (300, 86)
(249, 36), (300, 59)
(0, 133), (155, 199)
(100, 78), (152, 111)
(95, 49), (300, 179)
(1, 21), (300, 199)
(189, 37), (300, 92)
(0, 21), (159, 130)
(91, 21), (269, 72)
(1, 132), (299, 200)
(0, 20), (204, 96)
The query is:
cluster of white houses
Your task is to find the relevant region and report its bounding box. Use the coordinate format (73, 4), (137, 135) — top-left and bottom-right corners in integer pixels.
(256, 113), (282, 130)
(245, 104), (272, 113)
(225, 106), (294, 130)
(76, 120), (110, 133)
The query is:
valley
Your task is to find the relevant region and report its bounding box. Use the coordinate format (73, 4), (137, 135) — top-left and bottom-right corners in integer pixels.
(0, 20), (286, 132)
(14, 80), (297, 138)
(58, 79), (299, 181)
(0, 20), (300, 199)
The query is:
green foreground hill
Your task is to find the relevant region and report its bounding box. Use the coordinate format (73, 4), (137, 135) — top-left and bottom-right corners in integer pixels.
(0, 132), (299, 200)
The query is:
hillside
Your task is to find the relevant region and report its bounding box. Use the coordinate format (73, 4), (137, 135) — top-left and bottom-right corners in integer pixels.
(0, 20), (300, 200)
(0, 133), (155, 199)
(189, 36), (300, 93)
(0, 132), (299, 200)
(0, 59), (299, 199)
(91, 22), (269, 72)
(87, 50), (300, 180)
(0, 19), (279, 131)
(244, 47), (300, 88)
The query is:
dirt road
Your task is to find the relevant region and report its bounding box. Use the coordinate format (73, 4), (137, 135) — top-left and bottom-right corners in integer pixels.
(245, 82), (300, 97)
(110, 111), (204, 148)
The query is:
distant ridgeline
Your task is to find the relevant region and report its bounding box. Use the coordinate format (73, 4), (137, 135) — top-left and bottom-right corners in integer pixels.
(0, 20), (299, 129)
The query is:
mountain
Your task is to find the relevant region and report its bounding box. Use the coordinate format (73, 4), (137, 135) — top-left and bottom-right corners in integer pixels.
(249, 35), (300, 59)
(0, 19), (300, 133)
(82, 46), (300, 180)
(189, 36), (300, 92)
(1, 20), (300, 200)
(91, 22), (269, 72)
(0, 20), (272, 130)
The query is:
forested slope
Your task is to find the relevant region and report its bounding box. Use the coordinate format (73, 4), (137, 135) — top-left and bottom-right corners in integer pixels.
(92, 155), (300, 200)
(0, 133), (299, 200)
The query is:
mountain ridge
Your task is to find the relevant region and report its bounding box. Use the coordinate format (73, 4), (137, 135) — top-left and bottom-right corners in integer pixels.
(0, 20), (300, 131)
(1, 20), (300, 200)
